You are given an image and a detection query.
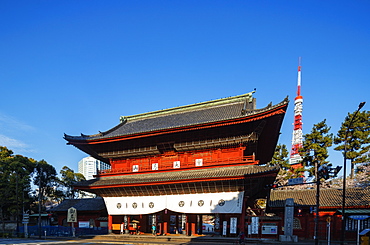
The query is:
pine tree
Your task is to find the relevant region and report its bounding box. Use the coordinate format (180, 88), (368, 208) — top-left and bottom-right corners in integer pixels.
(334, 110), (370, 178)
(270, 144), (305, 188)
(269, 144), (289, 169)
(300, 119), (333, 180)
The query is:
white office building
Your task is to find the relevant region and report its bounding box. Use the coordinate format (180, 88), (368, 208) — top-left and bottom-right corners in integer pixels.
(78, 156), (111, 180)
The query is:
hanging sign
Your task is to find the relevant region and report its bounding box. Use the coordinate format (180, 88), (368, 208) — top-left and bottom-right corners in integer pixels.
(22, 213), (29, 224)
(251, 216), (259, 234)
(349, 215), (369, 220)
(288, 177), (304, 185)
(67, 207), (77, 223)
(222, 221), (227, 236)
(230, 217), (237, 234)
(326, 216), (331, 223)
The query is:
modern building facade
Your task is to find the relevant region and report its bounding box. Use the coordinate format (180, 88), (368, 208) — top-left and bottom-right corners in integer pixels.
(78, 156), (111, 180)
(64, 92), (288, 236)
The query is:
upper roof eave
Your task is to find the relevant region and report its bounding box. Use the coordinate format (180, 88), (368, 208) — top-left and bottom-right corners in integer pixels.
(64, 94), (289, 143)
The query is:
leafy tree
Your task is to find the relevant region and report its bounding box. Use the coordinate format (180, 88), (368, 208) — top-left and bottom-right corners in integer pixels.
(300, 119), (333, 182)
(269, 144), (305, 188)
(59, 166), (86, 199)
(0, 146), (13, 232)
(32, 160), (59, 238)
(334, 110), (370, 178)
(0, 146), (35, 233)
(32, 160), (59, 211)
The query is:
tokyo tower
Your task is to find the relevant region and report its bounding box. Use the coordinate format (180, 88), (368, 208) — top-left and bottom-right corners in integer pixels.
(290, 58), (303, 166)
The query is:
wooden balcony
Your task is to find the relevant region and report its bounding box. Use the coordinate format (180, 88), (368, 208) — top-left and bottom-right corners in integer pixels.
(97, 155), (258, 176)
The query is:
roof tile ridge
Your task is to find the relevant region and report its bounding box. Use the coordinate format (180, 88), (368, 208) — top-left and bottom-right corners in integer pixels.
(120, 91), (256, 123)
(65, 95), (288, 140)
(245, 96), (289, 116)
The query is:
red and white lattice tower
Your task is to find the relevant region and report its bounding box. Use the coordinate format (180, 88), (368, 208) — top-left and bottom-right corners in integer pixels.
(290, 58), (303, 166)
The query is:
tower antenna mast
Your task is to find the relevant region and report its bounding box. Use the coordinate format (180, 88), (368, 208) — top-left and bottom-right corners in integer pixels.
(290, 57), (303, 166)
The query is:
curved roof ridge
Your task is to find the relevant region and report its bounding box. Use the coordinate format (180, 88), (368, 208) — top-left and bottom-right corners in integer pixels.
(64, 94), (288, 141)
(243, 96), (289, 116)
(120, 91), (256, 123)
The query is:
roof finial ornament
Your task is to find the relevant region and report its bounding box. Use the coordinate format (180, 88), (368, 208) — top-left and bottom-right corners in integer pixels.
(120, 116), (127, 124)
(241, 89), (256, 115)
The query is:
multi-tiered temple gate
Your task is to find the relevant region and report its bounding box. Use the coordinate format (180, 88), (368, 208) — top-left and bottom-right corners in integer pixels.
(64, 92), (288, 236)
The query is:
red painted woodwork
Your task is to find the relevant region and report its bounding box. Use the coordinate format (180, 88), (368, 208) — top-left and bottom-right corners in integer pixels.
(64, 95), (289, 238)
(108, 215), (112, 233)
(99, 147), (255, 175)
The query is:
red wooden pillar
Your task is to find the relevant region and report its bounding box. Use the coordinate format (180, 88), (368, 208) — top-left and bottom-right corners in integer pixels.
(240, 196), (246, 233)
(163, 222), (168, 234)
(127, 216), (131, 234)
(185, 214), (190, 236)
(108, 215), (113, 234)
(163, 209), (169, 234)
(191, 222), (196, 236)
(187, 214), (196, 236)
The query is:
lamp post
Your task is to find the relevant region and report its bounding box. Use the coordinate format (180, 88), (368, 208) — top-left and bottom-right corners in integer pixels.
(340, 102), (366, 244)
(314, 154), (320, 245)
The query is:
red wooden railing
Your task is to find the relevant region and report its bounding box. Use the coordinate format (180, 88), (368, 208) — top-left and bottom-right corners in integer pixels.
(98, 155), (257, 176)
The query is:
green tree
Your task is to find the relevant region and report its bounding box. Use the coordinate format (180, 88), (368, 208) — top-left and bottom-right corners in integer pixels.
(0, 146), (35, 233)
(33, 160), (59, 238)
(59, 166), (86, 199)
(334, 110), (370, 178)
(269, 144), (305, 188)
(269, 144), (290, 169)
(0, 146), (13, 232)
(33, 160), (59, 207)
(300, 119), (333, 180)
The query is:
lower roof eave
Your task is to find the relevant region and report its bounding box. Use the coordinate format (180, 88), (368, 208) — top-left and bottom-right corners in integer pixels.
(75, 173), (277, 190)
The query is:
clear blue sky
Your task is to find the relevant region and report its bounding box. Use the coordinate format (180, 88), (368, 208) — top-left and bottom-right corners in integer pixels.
(1, 1), (369, 175)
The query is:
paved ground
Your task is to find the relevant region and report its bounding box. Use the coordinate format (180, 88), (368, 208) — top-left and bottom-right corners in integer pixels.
(0, 236), (358, 245)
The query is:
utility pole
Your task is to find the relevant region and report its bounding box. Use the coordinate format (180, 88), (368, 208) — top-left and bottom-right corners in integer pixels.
(314, 159), (320, 245)
(15, 172), (19, 237)
(38, 167), (42, 239)
(341, 102), (366, 244)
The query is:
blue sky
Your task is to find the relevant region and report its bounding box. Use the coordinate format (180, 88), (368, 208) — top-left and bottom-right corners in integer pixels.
(1, 1), (369, 175)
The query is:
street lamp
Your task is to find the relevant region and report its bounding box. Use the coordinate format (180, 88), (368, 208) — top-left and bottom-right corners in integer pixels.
(340, 101), (366, 244)
(313, 151), (320, 245)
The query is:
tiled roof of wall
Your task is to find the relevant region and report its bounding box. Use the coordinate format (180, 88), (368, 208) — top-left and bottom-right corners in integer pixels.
(50, 198), (106, 212)
(268, 188), (370, 208)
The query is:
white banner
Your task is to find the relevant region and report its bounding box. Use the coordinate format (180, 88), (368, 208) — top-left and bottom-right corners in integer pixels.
(104, 192), (244, 215)
(230, 217), (237, 234)
(222, 221), (227, 236)
(251, 216), (259, 234)
(104, 196), (166, 215)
